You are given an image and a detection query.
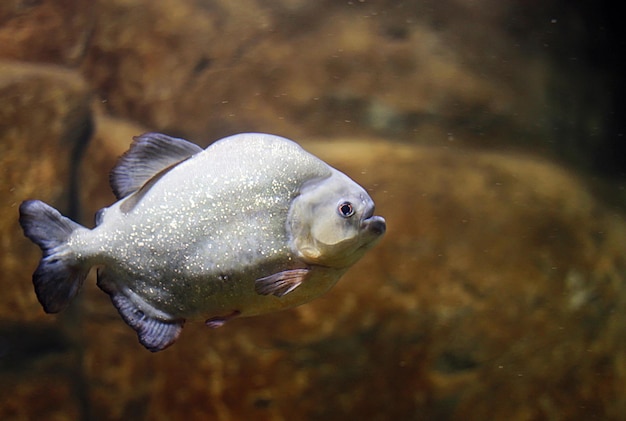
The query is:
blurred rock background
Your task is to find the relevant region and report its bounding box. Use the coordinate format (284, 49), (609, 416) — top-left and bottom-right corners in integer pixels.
(1, 0), (625, 420)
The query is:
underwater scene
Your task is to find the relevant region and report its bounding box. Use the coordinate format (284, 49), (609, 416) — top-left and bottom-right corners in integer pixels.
(1, 1), (625, 420)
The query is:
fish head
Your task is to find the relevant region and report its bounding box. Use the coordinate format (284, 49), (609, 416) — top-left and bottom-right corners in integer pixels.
(288, 170), (386, 268)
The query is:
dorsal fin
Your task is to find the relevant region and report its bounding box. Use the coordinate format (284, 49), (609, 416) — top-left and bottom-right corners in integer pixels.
(110, 132), (203, 199)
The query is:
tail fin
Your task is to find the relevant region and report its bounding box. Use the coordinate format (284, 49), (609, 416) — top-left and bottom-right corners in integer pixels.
(19, 200), (89, 313)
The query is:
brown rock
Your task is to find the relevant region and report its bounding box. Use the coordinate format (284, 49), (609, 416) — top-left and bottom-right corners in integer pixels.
(0, 366), (80, 421)
(70, 131), (626, 419)
(0, 0), (94, 66)
(80, 0), (276, 139)
(0, 0), (622, 418)
(0, 60), (92, 419)
(0, 60), (92, 320)
(79, 0), (552, 147)
(79, 111), (148, 220)
(303, 141), (626, 419)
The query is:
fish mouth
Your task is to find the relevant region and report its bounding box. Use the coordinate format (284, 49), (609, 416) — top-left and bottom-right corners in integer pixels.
(360, 205), (386, 236)
(361, 215), (386, 236)
(362, 206), (375, 220)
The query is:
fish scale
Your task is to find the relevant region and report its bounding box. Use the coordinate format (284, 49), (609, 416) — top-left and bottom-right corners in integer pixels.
(19, 132), (386, 352)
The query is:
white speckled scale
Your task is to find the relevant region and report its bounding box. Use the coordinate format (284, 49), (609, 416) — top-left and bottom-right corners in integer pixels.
(19, 132), (386, 351)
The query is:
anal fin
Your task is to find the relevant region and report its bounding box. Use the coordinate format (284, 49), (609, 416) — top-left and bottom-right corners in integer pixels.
(255, 268), (309, 297)
(97, 269), (184, 352)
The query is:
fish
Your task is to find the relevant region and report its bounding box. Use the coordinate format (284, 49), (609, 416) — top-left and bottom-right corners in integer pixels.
(19, 132), (386, 352)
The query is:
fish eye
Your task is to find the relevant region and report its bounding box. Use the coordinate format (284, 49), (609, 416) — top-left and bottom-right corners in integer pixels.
(337, 201), (355, 218)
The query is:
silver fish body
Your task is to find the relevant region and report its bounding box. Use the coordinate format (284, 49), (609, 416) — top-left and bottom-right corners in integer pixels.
(19, 133), (386, 351)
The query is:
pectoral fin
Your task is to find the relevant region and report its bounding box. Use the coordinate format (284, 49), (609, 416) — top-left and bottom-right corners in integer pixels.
(205, 310), (241, 328)
(254, 268), (310, 297)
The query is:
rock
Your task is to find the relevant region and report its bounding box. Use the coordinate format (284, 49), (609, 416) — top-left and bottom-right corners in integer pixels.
(0, 60), (92, 320)
(1, 0), (624, 417)
(80, 0), (278, 140)
(302, 141), (626, 419)
(71, 133), (626, 420)
(0, 0), (94, 66)
(79, 0), (553, 148)
(78, 111), (148, 221)
(0, 60), (92, 420)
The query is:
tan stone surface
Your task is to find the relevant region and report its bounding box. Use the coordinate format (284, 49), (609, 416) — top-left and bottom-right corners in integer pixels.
(3, 113), (625, 419)
(72, 127), (626, 420)
(79, 0), (551, 147)
(79, 112), (148, 221)
(0, 60), (92, 421)
(0, 60), (92, 321)
(0, 372), (79, 421)
(0, 0), (624, 419)
(0, 0), (94, 66)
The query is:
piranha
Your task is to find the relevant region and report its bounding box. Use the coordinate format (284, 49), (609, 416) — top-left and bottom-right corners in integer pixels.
(19, 133), (386, 351)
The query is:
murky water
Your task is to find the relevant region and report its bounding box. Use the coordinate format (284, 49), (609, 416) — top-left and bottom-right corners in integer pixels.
(1, 1), (624, 420)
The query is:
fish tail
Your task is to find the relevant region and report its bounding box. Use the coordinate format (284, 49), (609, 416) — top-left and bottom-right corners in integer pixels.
(19, 200), (90, 313)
